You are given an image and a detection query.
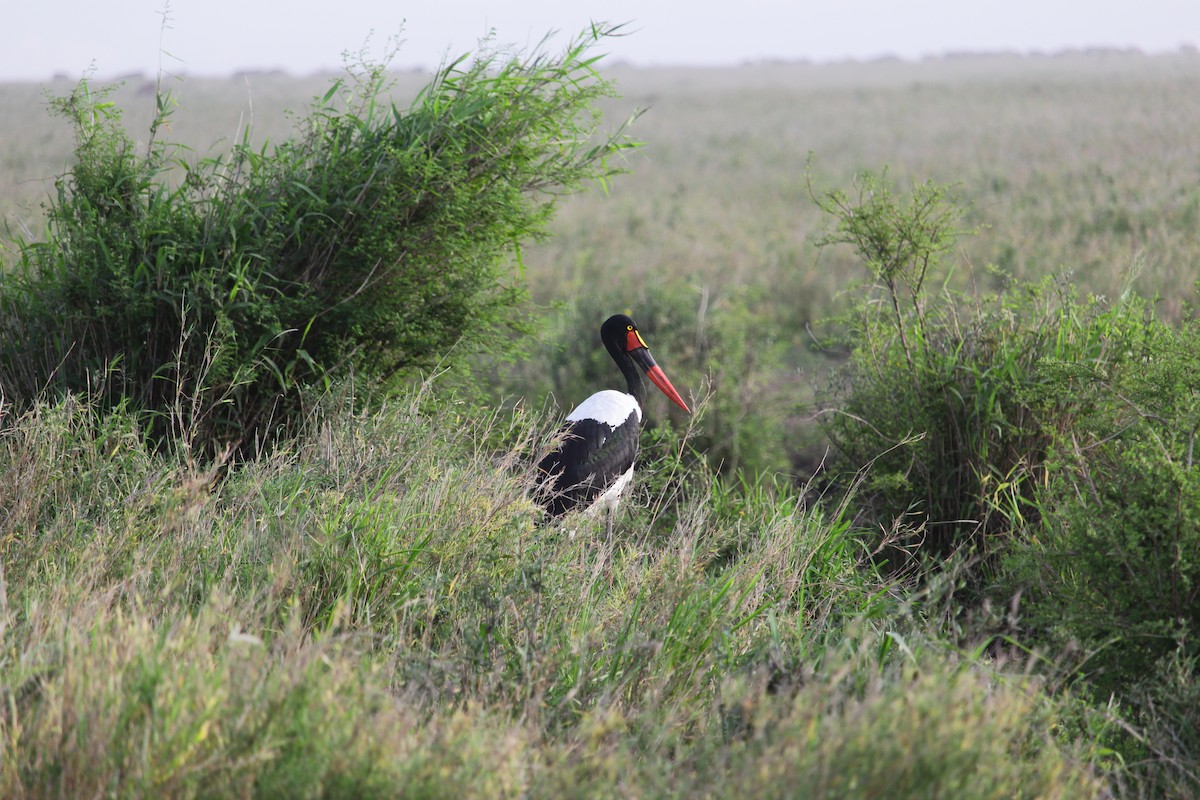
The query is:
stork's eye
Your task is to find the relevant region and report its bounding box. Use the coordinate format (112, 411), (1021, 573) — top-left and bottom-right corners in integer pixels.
(627, 325), (633, 331)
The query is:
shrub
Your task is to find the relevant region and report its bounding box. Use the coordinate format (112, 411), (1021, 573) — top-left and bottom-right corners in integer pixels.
(1002, 354), (1200, 793)
(0, 26), (635, 454)
(1004, 316), (1200, 696)
(812, 168), (1152, 575)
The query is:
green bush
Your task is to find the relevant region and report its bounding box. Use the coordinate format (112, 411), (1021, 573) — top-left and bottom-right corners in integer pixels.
(999, 322), (1200, 792)
(810, 168), (1200, 793)
(813, 169), (1152, 573)
(0, 27), (634, 454)
(1004, 316), (1200, 696)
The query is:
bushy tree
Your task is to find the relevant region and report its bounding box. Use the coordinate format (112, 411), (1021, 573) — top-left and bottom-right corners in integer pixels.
(0, 26), (636, 454)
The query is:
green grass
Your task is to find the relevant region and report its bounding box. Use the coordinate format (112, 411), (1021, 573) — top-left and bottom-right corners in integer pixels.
(0, 390), (1112, 797)
(4, 47), (1200, 795)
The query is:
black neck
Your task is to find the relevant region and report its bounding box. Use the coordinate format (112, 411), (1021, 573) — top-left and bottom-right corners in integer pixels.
(608, 341), (646, 407)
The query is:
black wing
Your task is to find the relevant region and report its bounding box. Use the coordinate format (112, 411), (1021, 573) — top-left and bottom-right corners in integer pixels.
(535, 410), (640, 517)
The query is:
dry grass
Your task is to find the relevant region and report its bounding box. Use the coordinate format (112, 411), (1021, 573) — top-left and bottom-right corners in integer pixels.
(523, 52), (1200, 317)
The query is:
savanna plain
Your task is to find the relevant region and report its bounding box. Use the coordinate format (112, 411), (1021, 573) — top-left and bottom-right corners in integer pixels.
(2, 35), (1200, 797)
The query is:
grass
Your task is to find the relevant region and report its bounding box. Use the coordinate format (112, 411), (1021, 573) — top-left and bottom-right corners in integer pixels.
(7, 51), (1200, 310)
(524, 52), (1200, 311)
(0, 388), (1113, 797)
(3, 47), (1200, 795)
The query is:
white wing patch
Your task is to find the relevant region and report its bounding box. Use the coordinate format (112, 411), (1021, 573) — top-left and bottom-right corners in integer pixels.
(566, 390), (641, 428)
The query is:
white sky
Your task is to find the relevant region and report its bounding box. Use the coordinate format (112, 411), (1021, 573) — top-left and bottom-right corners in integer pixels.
(4, 0), (1199, 81)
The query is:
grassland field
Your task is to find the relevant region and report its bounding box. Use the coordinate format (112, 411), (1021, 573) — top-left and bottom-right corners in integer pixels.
(6, 50), (1200, 311)
(2, 47), (1200, 796)
(6, 49), (1200, 443)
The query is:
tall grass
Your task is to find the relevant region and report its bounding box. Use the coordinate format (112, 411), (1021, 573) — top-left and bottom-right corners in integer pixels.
(3, 46), (1199, 797)
(0, 388), (1114, 797)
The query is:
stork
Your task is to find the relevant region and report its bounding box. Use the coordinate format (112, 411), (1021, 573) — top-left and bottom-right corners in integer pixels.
(535, 314), (691, 534)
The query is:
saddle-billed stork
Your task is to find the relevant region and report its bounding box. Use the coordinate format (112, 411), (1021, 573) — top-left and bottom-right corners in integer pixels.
(535, 314), (690, 533)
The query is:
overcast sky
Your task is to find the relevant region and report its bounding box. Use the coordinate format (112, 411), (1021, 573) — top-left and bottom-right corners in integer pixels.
(4, 0), (1199, 81)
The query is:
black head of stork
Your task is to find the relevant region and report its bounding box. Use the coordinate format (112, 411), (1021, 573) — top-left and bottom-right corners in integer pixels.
(535, 314), (690, 527)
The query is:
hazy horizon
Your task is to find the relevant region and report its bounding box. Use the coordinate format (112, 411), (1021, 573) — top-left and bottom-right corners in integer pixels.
(5, 0), (1199, 82)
